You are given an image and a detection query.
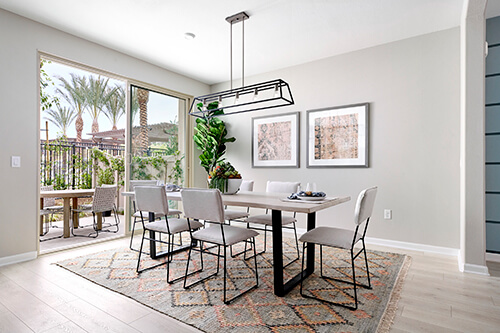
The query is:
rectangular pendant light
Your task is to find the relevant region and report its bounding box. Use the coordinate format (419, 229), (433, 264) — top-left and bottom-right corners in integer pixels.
(188, 12), (294, 118)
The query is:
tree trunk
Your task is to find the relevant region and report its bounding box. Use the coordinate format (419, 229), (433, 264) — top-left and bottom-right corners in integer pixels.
(75, 114), (83, 142)
(137, 88), (149, 155)
(92, 117), (99, 133)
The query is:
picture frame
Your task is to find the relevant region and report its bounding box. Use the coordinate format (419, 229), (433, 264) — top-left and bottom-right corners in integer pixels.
(306, 103), (369, 168)
(252, 112), (300, 168)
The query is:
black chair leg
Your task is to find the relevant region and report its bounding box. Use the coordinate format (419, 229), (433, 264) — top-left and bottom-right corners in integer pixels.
(300, 242), (370, 311)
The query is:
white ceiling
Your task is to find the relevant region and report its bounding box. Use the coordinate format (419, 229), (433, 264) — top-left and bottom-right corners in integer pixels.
(2, 0), (493, 85)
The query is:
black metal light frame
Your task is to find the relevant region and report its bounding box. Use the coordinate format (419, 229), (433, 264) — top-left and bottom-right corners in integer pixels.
(188, 11), (294, 118)
(188, 78), (294, 118)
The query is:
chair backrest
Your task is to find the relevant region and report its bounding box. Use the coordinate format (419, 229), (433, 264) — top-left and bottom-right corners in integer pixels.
(41, 185), (56, 207)
(240, 180), (254, 192)
(354, 186), (378, 225)
(92, 186), (117, 213)
(130, 180), (159, 191)
(134, 186), (170, 215)
(181, 188), (225, 223)
(266, 181), (300, 193)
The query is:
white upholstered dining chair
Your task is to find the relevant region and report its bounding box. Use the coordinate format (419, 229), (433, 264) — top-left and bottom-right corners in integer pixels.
(245, 180), (301, 267)
(129, 180), (183, 253)
(181, 188), (259, 304)
(134, 186), (203, 282)
(299, 186), (378, 310)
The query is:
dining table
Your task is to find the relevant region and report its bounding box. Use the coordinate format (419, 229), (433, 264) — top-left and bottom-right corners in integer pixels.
(123, 188), (350, 297)
(40, 189), (96, 238)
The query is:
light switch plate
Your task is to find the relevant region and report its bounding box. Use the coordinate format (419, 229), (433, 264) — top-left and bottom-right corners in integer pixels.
(11, 156), (21, 168)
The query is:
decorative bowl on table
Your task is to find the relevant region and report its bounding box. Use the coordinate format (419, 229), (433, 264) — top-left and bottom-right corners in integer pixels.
(165, 184), (181, 192)
(297, 191), (326, 201)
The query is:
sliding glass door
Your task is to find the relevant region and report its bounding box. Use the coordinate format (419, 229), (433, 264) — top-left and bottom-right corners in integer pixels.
(126, 84), (190, 231)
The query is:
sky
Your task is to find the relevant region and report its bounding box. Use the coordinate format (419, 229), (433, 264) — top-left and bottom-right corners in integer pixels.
(41, 59), (180, 140)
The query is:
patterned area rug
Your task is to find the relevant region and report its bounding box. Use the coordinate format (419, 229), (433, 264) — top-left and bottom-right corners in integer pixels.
(55, 236), (410, 333)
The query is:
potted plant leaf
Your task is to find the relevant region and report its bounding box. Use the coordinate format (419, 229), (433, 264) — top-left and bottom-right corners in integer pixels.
(209, 161), (242, 194)
(193, 102), (236, 182)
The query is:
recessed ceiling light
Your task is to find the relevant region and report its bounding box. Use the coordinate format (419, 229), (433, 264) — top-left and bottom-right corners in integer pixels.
(184, 32), (196, 40)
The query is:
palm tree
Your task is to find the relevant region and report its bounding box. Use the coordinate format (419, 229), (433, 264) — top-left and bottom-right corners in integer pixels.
(130, 87), (139, 124)
(57, 74), (87, 142)
(85, 76), (111, 133)
(44, 105), (77, 137)
(103, 85), (125, 130)
(136, 87), (150, 154)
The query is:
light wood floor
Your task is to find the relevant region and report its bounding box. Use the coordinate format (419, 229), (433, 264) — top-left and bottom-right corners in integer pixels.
(0, 237), (499, 333)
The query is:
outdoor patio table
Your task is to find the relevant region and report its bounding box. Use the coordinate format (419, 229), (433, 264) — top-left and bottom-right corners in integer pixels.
(124, 189), (350, 297)
(40, 189), (96, 238)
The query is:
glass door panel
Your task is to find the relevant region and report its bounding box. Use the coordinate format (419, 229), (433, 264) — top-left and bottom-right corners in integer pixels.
(128, 84), (187, 230)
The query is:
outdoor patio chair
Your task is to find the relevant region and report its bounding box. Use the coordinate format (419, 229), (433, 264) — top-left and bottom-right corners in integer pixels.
(71, 185), (119, 238)
(39, 185), (64, 241)
(181, 188), (259, 304)
(134, 186), (203, 282)
(245, 180), (301, 267)
(299, 186), (378, 310)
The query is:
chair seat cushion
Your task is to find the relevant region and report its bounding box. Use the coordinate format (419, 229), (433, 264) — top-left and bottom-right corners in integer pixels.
(133, 211), (167, 218)
(224, 209), (249, 220)
(246, 214), (296, 226)
(192, 225), (259, 246)
(299, 226), (362, 249)
(144, 218), (203, 234)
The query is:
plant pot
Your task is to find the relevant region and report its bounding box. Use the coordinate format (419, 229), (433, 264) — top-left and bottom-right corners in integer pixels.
(224, 178), (243, 195)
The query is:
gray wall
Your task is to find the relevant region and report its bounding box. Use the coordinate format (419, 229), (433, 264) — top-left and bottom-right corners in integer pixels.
(213, 28), (461, 249)
(0, 8), (209, 260)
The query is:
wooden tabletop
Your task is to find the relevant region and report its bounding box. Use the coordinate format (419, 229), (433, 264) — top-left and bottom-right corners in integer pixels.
(40, 189), (95, 198)
(222, 191), (350, 213)
(123, 189), (350, 213)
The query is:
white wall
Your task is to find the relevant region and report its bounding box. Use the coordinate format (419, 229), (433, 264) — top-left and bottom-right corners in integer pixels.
(213, 28), (461, 249)
(0, 9), (209, 261)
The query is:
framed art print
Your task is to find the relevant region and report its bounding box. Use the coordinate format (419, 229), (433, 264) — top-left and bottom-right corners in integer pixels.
(306, 103), (369, 168)
(252, 112), (299, 168)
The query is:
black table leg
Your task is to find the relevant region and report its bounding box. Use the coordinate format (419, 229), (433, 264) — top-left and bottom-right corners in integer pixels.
(272, 210), (284, 296)
(148, 212), (158, 259)
(306, 212), (315, 274)
(272, 210), (316, 297)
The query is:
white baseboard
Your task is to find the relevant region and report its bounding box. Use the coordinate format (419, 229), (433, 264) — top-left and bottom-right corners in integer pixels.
(0, 251), (37, 267)
(364, 237), (460, 256)
(292, 228), (459, 256)
(463, 263), (490, 275)
(486, 252), (500, 263)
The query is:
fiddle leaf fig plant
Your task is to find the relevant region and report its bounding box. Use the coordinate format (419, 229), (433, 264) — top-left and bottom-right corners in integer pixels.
(193, 101), (236, 176)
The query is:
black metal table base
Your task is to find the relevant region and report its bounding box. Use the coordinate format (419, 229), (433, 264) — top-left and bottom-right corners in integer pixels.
(147, 212), (197, 260)
(149, 230), (197, 259)
(272, 210), (316, 297)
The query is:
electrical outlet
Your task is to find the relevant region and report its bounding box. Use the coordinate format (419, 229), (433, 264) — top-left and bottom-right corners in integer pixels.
(11, 156), (21, 168)
(384, 209), (392, 220)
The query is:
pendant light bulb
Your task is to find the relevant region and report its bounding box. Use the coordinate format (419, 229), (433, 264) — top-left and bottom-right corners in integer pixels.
(253, 88), (258, 101)
(273, 84), (279, 98)
(218, 96), (223, 109)
(234, 92), (240, 104)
